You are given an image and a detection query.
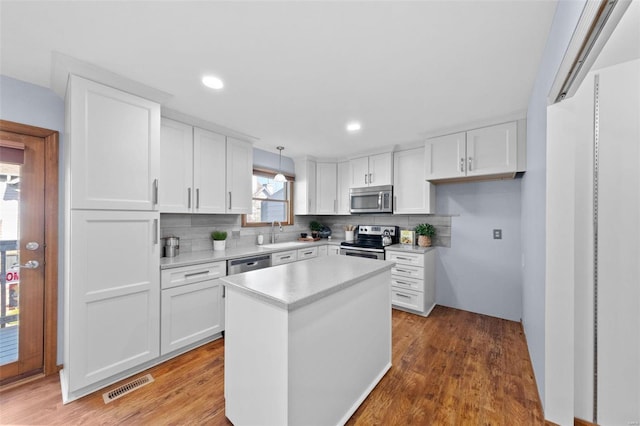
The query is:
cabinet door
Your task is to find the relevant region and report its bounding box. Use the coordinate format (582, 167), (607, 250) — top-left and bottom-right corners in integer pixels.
(368, 152), (393, 186)
(316, 162), (337, 214)
(425, 132), (466, 180)
(67, 210), (160, 392)
(349, 156), (369, 187)
(161, 279), (224, 355)
(294, 158), (317, 215)
(394, 147), (435, 214)
(317, 245), (329, 257)
(327, 245), (340, 256)
(68, 75), (160, 210)
(194, 128), (226, 213)
(466, 122), (517, 177)
(159, 119), (193, 213)
(336, 161), (351, 214)
(226, 137), (253, 214)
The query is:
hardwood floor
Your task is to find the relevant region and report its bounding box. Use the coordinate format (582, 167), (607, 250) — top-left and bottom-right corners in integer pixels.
(0, 306), (544, 425)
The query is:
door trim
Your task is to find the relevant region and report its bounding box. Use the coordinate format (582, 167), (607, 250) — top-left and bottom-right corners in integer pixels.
(0, 119), (59, 377)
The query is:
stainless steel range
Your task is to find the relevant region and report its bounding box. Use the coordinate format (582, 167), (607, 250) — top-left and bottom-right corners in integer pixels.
(340, 225), (399, 260)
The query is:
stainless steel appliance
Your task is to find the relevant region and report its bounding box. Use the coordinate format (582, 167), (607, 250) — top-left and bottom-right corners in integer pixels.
(163, 236), (180, 258)
(349, 185), (393, 214)
(227, 254), (272, 275)
(340, 225), (398, 260)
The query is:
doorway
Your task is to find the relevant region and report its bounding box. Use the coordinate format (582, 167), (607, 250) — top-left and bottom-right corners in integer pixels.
(0, 120), (58, 385)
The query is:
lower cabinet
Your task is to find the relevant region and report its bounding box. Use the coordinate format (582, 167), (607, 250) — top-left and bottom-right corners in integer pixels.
(160, 261), (226, 355)
(272, 249), (298, 265)
(386, 248), (435, 316)
(297, 246), (318, 260)
(328, 245), (340, 256)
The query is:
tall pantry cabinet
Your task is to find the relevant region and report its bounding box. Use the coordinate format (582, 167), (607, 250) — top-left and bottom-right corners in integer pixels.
(61, 75), (161, 402)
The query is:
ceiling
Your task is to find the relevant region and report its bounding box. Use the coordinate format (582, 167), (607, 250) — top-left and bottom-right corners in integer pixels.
(0, 1), (558, 158)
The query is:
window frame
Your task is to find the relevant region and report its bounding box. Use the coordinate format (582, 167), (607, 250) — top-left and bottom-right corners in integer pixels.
(242, 167), (295, 227)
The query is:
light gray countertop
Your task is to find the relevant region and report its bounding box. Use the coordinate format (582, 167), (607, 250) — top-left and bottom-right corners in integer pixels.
(220, 255), (394, 311)
(384, 244), (436, 254)
(160, 239), (344, 269)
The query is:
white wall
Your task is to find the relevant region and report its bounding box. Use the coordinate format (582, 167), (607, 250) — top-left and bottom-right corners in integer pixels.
(0, 74), (66, 364)
(436, 179), (522, 321)
(521, 0), (587, 409)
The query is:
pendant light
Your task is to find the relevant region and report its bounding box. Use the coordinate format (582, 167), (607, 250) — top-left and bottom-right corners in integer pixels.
(274, 146), (287, 182)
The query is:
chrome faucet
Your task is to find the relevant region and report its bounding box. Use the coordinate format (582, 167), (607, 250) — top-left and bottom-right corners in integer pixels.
(271, 221), (283, 244)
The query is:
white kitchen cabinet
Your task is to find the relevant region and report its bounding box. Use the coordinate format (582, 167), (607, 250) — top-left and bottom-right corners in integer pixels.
(160, 261), (226, 355)
(327, 245), (340, 256)
(68, 75), (160, 210)
(297, 246), (318, 260)
(66, 210), (161, 393)
(336, 161), (351, 214)
(226, 137), (253, 214)
(194, 128), (227, 213)
(272, 250), (298, 265)
(317, 245), (329, 257)
(159, 119), (193, 213)
(349, 152), (393, 187)
(294, 157), (317, 215)
(425, 121), (519, 182)
(316, 162), (337, 214)
(159, 120), (251, 214)
(386, 248), (435, 317)
(393, 147), (435, 214)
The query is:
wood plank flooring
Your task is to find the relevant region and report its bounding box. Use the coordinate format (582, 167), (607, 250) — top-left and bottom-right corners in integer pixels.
(0, 306), (544, 425)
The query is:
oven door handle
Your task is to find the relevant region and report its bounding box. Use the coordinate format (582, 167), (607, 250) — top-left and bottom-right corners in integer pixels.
(341, 246), (385, 254)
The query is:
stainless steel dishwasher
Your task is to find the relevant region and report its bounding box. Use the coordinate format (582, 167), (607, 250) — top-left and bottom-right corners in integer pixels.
(227, 254), (272, 275)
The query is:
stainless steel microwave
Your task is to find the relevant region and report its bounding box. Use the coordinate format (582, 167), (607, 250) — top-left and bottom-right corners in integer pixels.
(349, 185), (393, 214)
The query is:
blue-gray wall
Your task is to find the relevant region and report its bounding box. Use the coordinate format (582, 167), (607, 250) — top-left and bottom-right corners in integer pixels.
(0, 74), (66, 363)
(521, 0), (587, 407)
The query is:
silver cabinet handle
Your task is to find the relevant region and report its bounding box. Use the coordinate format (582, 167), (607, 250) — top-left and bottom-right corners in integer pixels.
(229, 192), (232, 210)
(334, 199), (337, 213)
(395, 268), (412, 273)
(12, 260), (39, 269)
(153, 178), (159, 205)
(303, 251), (313, 255)
(468, 157), (472, 171)
(394, 280), (413, 286)
(395, 256), (413, 261)
(196, 188), (200, 209)
(395, 293), (411, 299)
(369, 173), (373, 183)
(184, 270), (209, 278)
(281, 256), (291, 260)
(153, 219), (158, 244)
(460, 158), (465, 173)
(364, 173), (368, 185)
(187, 188), (192, 209)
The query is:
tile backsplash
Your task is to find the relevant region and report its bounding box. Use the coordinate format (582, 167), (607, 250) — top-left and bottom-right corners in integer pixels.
(160, 213), (451, 254)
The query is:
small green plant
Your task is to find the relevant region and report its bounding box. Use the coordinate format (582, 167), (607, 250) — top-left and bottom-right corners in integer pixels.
(309, 221), (323, 232)
(211, 231), (228, 241)
(414, 223), (436, 237)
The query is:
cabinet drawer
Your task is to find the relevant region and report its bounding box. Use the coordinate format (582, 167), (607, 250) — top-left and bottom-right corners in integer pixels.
(391, 263), (423, 280)
(272, 250), (298, 265)
(391, 275), (424, 292)
(391, 287), (424, 312)
(386, 251), (424, 267)
(297, 246), (318, 260)
(161, 261), (226, 290)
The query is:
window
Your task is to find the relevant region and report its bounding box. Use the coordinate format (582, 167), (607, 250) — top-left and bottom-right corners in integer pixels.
(242, 168), (294, 227)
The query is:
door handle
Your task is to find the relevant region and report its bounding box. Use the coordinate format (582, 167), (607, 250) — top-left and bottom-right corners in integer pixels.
(12, 260), (39, 269)
(468, 157), (472, 172)
(460, 158), (465, 173)
(369, 173), (372, 183)
(364, 173), (368, 185)
(187, 188), (192, 209)
(196, 188), (200, 209)
(229, 192), (232, 210)
(153, 178), (159, 205)
(153, 219), (159, 244)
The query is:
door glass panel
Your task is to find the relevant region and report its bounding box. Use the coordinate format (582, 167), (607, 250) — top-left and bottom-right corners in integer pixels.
(0, 162), (20, 366)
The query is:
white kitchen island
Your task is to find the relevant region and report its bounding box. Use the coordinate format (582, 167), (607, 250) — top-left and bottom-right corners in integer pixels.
(220, 255), (393, 426)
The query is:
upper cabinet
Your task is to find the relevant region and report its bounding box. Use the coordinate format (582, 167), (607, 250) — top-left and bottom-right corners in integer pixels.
(294, 157), (317, 215)
(316, 162), (338, 214)
(336, 161), (351, 215)
(425, 121), (521, 182)
(394, 147), (435, 214)
(159, 119), (251, 214)
(349, 152), (393, 187)
(226, 137), (253, 214)
(68, 75), (160, 210)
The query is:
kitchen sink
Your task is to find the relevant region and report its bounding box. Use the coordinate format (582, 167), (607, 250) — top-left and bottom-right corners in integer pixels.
(262, 242), (308, 249)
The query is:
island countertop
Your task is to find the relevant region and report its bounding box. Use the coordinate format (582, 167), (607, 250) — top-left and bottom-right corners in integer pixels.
(220, 255), (393, 311)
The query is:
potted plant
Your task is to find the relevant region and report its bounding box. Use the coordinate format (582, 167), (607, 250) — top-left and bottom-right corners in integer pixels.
(414, 223), (436, 247)
(211, 231), (228, 251)
(309, 221), (322, 239)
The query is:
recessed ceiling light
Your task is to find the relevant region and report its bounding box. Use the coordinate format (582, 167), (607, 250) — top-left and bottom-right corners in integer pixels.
(202, 75), (224, 90)
(346, 121), (362, 132)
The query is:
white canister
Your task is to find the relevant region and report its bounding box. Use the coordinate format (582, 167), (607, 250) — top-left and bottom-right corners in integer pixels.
(257, 234), (264, 245)
(345, 230), (354, 241)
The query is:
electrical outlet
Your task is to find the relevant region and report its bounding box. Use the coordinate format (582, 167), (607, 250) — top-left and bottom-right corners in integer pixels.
(493, 229), (502, 239)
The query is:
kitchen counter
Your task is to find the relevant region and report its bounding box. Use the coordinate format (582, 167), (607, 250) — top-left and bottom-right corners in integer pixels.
(223, 255), (392, 425)
(160, 239), (343, 269)
(385, 243), (436, 254)
(220, 255), (392, 311)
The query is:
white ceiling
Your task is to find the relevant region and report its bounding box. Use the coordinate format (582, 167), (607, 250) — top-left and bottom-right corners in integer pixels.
(0, 1), (558, 158)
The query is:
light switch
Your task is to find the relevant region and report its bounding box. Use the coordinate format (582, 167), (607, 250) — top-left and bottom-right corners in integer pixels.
(493, 229), (502, 239)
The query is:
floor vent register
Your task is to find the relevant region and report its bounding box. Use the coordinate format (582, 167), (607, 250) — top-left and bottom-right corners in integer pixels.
(102, 374), (155, 404)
